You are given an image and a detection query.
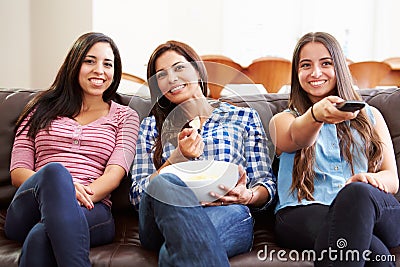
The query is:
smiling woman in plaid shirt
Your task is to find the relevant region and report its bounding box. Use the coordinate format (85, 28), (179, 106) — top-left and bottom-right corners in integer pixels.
(129, 40), (276, 266)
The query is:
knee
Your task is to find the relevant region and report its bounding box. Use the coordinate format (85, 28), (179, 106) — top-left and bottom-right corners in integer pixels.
(228, 205), (252, 222)
(37, 162), (73, 189)
(145, 173), (197, 207)
(39, 163), (72, 185)
(41, 162), (68, 175)
(153, 173), (186, 187)
(337, 182), (375, 204)
(147, 173), (186, 194)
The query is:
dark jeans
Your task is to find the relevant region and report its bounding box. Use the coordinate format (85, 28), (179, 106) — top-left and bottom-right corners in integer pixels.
(276, 182), (400, 267)
(139, 173), (254, 267)
(5, 162), (115, 267)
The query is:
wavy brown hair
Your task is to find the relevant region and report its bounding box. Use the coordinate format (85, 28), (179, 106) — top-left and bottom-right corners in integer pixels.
(288, 32), (383, 201)
(16, 32), (122, 138)
(146, 40), (208, 169)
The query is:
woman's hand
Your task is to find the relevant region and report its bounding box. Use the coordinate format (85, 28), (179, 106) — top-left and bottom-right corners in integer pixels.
(154, 128), (204, 177)
(345, 173), (388, 193)
(312, 96), (360, 124)
(202, 165), (253, 206)
(177, 128), (204, 159)
(74, 182), (94, 210)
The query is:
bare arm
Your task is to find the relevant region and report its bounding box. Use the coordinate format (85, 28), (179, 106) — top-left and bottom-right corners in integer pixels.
(269, 96), (358, 154)
(346, 107), (399, 194)
(87, 164), (126, 203)
(269, 110), (322, 154)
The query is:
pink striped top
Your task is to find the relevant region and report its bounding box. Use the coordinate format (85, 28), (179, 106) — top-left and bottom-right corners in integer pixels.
(10, 101), (140, 207)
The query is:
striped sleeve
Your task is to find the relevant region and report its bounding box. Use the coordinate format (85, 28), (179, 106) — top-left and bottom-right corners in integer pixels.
(10, 117), (35, 171)
(107, 104), (140, 174)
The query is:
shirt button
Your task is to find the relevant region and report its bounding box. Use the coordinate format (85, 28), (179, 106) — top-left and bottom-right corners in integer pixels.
(337, 184), (343, 188)
(73, 140), (79, 145)
(334, 166), (339, 171)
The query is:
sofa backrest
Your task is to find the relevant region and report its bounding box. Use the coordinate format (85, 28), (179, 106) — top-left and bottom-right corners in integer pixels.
(1, 88), (399, 209)
(0, 90), (37, 208)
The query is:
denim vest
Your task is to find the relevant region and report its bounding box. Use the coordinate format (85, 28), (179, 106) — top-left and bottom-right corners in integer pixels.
(275, 104), (375, 213)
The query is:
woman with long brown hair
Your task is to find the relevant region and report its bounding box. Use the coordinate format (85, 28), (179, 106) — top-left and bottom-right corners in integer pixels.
(269, 32), (399, 266)
(130, 40), (276, 266)
(5, 32), (139, 266)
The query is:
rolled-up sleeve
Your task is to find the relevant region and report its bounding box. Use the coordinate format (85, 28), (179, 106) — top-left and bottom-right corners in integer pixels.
(244, 109), (277, 211)
(129, 117), (157, 211)
(10, 118), (35, 172)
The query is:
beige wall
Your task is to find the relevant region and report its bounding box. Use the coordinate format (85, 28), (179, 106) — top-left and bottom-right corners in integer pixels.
(30, 0), (92, 89)
(0, 0), (31, 88)
(0, 0), (92, 89)
(1, 0), (399, 89)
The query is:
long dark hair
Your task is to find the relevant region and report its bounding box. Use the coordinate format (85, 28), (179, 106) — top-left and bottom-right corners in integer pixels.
(146, 40), (208, 169)
(16, 32), (122, 138)
(288, 32), (383, 201)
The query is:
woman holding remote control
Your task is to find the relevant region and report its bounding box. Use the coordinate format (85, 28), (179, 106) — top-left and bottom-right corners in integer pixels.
(269, 32), (400, 266)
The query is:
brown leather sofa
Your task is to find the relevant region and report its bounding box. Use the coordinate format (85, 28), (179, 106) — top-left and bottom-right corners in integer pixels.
(0, 87), (399, 266)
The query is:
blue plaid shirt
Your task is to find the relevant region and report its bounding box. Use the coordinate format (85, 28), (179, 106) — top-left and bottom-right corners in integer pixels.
(129, 102), (276, 211)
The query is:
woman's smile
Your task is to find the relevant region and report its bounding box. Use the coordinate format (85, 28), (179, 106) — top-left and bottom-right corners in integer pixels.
(309, 79), (327, 88)
(169, 84), (185, 94)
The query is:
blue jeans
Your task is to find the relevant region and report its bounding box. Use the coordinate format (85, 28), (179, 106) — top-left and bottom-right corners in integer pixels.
(5, 162), (115, 267)
(139, 173), (254, 267)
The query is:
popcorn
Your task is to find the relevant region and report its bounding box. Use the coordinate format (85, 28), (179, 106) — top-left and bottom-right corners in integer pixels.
(189, 116), (201, 132)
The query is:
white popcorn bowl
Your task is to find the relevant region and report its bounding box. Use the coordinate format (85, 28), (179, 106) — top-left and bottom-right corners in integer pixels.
(159, 160), (239, 202)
